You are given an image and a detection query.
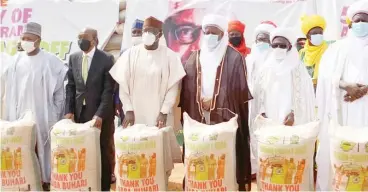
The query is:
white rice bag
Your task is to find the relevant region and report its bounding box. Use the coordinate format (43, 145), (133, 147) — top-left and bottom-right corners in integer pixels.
(183, 112), (238, 191)
(254, 115), (319, 191)
(0, 111), (42, 191)
(50, 119), (101, 191)
(329, 120), (368, 191)
(114, 124), (166, 191)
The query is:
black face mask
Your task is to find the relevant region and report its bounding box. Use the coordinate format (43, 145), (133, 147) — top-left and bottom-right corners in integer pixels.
(78, 39), (91, 51)
(229, 36), (242, 47)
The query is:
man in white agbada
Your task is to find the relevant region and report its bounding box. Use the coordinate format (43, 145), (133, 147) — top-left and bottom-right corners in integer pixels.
(316, 0), (368, 190)
(0, 52), (12, 119)
(2, 22), (67, 190)
(252, 27), (315, 125)
(246, 21), (277, 176)
(246, 21), (277, 92)
(109, 16), (185, 188)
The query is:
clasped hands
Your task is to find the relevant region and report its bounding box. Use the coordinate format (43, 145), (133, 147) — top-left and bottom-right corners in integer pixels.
(343, 83), (368, 102)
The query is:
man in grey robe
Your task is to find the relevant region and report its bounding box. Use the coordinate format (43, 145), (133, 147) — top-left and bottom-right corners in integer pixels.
(2, 22), (67, 190)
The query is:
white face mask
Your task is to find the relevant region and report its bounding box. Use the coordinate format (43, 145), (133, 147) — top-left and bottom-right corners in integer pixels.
(131, 36), (142, 46)
(21, 40), (36, 53)
(203, 34), (220, 50)
(142, 32), (157, 46)
(273, 48), (288, 60)
(310, 34), (324, 46)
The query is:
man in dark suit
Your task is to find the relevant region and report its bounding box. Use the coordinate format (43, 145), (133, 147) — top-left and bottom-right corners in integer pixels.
(65, 28), (114, 191)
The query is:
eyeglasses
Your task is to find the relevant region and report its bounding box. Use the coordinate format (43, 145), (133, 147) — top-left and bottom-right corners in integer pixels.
(271, 44), (288, 49)
(174, 25), (201, 44)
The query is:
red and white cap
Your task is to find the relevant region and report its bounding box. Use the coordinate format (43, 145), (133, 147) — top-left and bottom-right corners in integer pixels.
(253, 21), (277, 41)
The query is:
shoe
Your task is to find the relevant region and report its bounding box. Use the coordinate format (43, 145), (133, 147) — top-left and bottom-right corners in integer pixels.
(42, 183), (50, 191)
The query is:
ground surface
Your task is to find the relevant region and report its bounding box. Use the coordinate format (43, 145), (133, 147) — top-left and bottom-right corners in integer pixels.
(111, 163), (258, 191)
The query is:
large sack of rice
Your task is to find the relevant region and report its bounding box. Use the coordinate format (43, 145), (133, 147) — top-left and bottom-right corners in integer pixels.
(329, 120), (368, 191)
(114, 124), (166, 191)
(253, 116), (319, 191)
(0, 111), (42, 191)
(183, 112), (238, 191)
(50, 119), (101, 191)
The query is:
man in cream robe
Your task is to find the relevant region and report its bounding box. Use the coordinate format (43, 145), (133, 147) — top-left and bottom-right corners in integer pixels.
(316, 1), (368, 190)
(2, 22), (67, 190)
(246, 21), (277, 176)
(252, 27), (315, 127)
(109, 16), (185, 188)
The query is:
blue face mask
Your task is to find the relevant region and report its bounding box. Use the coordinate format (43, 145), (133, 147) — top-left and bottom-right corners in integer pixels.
(256, 42), (270, 52)
(352, 22), (368, 37)
(310, 34), (324, 46)
(203, 34), (220, 49)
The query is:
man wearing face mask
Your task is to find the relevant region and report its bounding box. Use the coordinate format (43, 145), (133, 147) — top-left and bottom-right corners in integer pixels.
(316, 1), (368, 190)
(246, 21), (277, 93)
(109, 16), (185, 188)
(299, 14), (329, 86)
(3, 22), (67, 191)
(228, 20), (251, 57)
(252, 27), (315, 127)
(245, 20), (276, 179)
(65, 27), (115, 191)
(115, 19), (144, 122)
(180, 14), (253, 191)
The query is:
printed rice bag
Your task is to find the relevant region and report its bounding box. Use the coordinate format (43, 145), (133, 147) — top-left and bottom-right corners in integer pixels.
(0, 111), (42, 191)
(254, 116), (319, 191)
(114, 124), (166, 191)
(329, 120), (368, 191)
(50, 119), (101, 191)
(183, 112), (238, 191)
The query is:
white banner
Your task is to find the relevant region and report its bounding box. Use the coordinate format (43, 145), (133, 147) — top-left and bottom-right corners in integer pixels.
(124, 0), (362, 64)
(0, 0), (118, 61)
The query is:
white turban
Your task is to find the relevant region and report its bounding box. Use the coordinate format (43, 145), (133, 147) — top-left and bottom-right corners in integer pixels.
(270, 28), (297, 45)
(347, 0), (368, 20)
(202, 14), (228, 32)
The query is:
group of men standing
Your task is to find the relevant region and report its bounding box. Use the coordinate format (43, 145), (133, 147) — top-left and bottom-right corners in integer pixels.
(1, 0), (367, 191)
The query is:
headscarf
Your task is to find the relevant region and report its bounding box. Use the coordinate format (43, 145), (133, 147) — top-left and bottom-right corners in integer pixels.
(228, 20), (250, 56)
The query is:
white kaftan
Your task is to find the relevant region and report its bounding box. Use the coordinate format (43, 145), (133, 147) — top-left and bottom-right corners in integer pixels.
(246, 45), (271, 174)
(3, 50), (67, 182)
(0, 52), (13, 119)
(109, 44), (186, 174)
(251, 49), (316, 175)
(316, 32), (368, 191)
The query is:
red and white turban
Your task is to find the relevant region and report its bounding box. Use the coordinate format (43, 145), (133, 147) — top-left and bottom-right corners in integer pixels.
(253, 21), (277, 40)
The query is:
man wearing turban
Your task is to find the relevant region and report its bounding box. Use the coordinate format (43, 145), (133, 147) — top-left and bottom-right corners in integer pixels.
(299, 14), (329, 86)
(180, 14), (253, 191)
(246, 20), (277, 178)
(316, 0), (368, 190)
(3, 22), (67, 190)
(252, 27), (315, 130)
(228, 20), (251, 57)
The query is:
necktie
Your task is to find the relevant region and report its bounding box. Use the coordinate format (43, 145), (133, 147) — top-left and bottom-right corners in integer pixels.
(82, 55), (88, 105)
(82, 55), (88, 83)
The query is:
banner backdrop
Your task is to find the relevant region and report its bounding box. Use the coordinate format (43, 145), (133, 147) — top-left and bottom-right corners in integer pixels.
(0, 0), (118, 61)
(124, 0), (359, 64)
